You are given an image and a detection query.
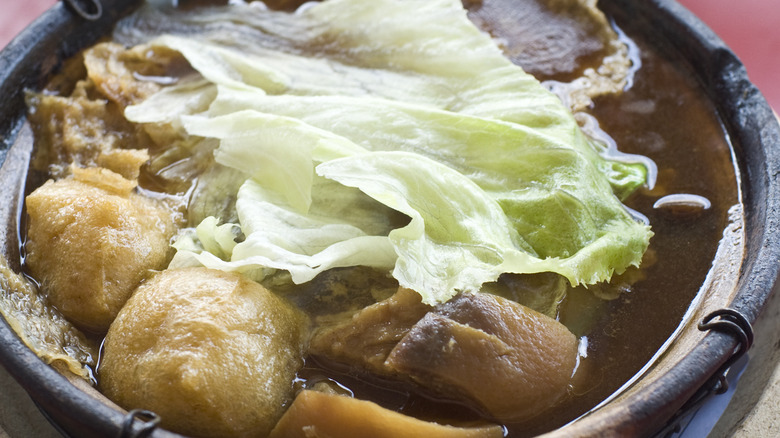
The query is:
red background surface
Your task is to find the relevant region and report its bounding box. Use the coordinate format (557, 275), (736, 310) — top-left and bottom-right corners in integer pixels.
(0, 0), (778, 109)
(677, 0), (780, 110)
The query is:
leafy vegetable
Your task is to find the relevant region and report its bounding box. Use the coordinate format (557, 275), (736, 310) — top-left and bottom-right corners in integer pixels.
(126, 0), (652, 304)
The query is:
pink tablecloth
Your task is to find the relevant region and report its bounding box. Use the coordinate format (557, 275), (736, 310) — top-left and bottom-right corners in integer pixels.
(0, 0), (56, 49)
(678, 0), (780, 111)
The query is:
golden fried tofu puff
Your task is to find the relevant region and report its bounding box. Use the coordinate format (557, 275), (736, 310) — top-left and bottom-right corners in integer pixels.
(24, 167), (175, 333)
(99, 267), (309, 438)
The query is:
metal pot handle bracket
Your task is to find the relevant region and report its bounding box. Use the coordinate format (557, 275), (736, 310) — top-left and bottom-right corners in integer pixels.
(656, 308), (754, 437)
(63, 0), (103, 21)
(119, 409), (161, 438)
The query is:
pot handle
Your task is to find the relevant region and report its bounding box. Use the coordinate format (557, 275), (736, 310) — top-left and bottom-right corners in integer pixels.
(655, 308), (754, 437)
(62, 0), (103, 21)
(119, 409), (161, 438)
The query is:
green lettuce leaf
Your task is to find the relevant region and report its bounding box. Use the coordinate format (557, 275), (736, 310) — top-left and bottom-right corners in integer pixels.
(180, 110), (365, 212)
(170, 176), (402, 284)
(124, 0), (652, 304)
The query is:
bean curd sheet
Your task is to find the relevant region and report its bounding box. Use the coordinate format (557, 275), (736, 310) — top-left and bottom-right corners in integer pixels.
(1, 0), (739, 437)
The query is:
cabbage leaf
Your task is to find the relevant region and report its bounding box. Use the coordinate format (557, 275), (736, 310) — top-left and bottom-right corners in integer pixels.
(126, 0), (652, 304)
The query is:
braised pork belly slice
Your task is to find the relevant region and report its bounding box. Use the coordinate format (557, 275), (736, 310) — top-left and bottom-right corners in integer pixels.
(310, 287), (578, 422)
(387, 292), (579, 421)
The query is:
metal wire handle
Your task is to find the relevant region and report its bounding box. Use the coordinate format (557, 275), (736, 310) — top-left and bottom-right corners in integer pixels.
(697, 308), (754, 393)
(656, 308), (754, 437)
(119, 409), (161, 438)
(62, 0), (103, 21)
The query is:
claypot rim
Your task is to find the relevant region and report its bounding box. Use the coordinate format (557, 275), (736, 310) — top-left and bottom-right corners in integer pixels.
(0, 1), (778, 437)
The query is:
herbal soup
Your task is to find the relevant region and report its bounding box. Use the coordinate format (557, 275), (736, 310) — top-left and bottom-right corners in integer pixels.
(0, 0), (738, 437)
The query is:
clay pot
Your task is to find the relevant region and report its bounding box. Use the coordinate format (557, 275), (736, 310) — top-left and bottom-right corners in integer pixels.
(0, 1), (778, 437)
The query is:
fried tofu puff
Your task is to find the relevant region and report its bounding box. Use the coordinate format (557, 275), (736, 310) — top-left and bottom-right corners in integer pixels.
(99, 267), (309, 438)
(24, 167), (175, 333)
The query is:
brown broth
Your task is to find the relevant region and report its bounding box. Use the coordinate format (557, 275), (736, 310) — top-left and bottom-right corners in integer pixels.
(540, 30), (737, 435)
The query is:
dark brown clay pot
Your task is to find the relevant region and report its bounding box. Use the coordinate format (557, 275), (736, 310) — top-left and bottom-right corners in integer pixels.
(0, 1), (778, 437)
